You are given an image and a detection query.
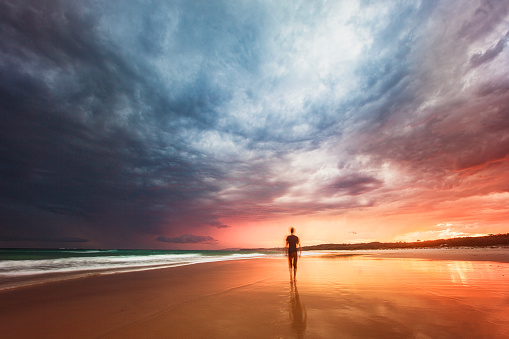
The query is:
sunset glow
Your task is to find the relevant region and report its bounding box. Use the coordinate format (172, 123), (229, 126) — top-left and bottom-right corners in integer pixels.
(1, 1), (508, 249)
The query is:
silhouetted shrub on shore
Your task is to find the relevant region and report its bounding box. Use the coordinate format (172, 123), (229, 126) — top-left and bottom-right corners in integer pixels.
(302, 233), (509, 251)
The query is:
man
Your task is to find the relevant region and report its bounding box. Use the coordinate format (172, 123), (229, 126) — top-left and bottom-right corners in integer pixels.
(285, 227), (301, 281)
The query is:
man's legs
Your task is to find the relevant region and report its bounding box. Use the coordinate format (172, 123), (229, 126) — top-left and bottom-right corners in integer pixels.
(288, 253), (293, 279)
(288, 252), (298, 280)
(293, 253), (298, 280)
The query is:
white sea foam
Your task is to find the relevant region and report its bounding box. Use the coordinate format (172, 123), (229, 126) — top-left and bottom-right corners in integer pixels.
(0, 250), (277, 290)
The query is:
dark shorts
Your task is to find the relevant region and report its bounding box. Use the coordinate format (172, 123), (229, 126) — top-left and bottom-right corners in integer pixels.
(288, 252), (298, 268)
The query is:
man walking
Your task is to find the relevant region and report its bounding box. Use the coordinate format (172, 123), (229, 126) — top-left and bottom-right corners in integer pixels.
(285, 227), (302, 281)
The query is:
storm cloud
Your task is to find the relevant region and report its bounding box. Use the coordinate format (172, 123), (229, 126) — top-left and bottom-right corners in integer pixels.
(156, 234), (217, 244)
(1, 0), (508, 248)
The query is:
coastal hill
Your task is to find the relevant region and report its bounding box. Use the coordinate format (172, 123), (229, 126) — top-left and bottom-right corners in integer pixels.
(302, 233), (509, 251)
(238, 233), (509, 252)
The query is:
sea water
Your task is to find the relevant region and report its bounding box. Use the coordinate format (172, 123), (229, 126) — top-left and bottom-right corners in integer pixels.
(0, 248), (279, 290)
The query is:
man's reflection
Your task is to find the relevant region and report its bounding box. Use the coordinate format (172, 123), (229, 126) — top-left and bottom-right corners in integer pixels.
(290, 281), (307, 338)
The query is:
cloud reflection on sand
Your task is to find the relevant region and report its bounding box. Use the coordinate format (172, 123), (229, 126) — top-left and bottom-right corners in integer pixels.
(295, 253), (509, 338)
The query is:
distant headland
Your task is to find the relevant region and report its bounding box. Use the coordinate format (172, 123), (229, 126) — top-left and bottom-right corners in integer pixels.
(238, 233), (509, 252)
(302, 233), (509, 251)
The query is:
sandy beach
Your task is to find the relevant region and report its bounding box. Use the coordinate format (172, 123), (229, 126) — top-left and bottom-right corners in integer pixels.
(1, 248), (508, 338)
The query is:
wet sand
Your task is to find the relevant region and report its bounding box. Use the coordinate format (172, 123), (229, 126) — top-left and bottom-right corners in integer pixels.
(1, 248), (508, 338)
(362, 247), (509, 263)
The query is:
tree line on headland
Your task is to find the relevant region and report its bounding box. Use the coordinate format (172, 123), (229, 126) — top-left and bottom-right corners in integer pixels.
(301, 233), (509, 251)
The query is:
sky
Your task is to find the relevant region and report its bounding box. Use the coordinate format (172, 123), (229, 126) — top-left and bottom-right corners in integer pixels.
(1, 0), (508, 250)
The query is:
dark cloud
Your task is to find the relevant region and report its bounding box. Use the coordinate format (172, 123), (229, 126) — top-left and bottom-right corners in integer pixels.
(215, 224), (230, 229)
(1, 0), (508, 247)
(156, 234), (217, 244)
(457, 0), (509, 41)
(326, 175), (383, 196)
(0, 235), (88, 243)
(470, 30), (509, 68)
(206, 220), (230, 229)
(0, 0), (248, 242)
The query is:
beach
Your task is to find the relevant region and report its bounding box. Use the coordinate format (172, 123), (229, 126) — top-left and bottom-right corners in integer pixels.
(1, 248), (508, 338)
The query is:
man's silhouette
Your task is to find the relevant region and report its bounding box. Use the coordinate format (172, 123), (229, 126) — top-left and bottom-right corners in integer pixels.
(285, 227), (301, 281)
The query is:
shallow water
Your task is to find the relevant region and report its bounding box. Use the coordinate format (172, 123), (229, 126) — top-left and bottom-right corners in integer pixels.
(0, 248), (274, 290)
(293, 253), (509, 338)
(2, 249), (507, 338)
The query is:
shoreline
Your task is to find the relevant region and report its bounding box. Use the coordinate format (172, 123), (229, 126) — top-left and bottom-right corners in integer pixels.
(0, 258), (288, 338)
(0, 251), (278, 292)
(339, 246), (509, 263)
(0, 260), (242, 293)
(1, 250), (508, 338)
(1, 247), (508, 293)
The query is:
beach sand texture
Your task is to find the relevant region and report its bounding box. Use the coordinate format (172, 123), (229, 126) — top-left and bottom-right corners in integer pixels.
(1, 249), (508, 338)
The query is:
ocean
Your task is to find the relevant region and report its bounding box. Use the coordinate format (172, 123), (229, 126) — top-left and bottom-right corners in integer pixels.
(0, 248), (280, 291)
